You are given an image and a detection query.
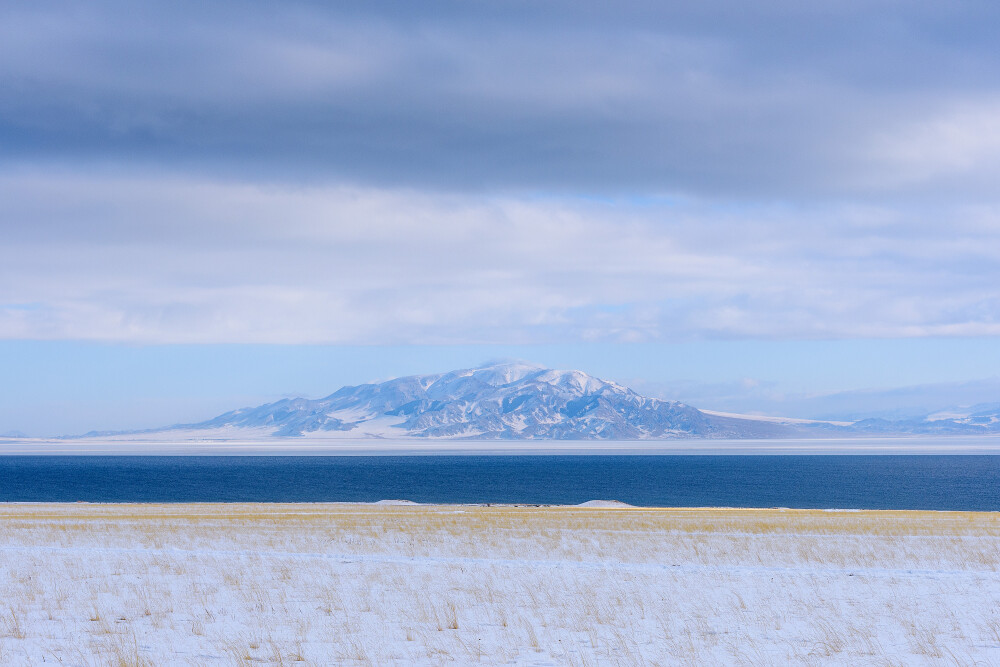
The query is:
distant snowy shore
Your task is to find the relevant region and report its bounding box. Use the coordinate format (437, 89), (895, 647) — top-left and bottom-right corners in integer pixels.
(3, 434), (1000, 455)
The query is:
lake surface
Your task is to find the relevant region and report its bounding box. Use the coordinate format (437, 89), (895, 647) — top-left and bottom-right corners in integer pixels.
(2, 455), (999, 509)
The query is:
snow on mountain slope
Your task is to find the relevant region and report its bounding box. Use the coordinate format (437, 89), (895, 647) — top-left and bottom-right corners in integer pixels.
(699, 410), (854, 427)
(162, 362), (797, 440)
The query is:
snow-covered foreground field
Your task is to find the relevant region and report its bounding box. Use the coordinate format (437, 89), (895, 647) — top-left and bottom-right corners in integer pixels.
(1, 504), (999, 665)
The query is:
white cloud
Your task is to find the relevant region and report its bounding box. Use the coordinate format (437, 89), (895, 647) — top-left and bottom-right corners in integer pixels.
(858, 98), (1000, 189)
(1, 170), (999, 344)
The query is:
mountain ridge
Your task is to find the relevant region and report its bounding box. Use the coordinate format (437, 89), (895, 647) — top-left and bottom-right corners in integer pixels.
(73, 362), (1000, 441)
(86, 362), (797, 440)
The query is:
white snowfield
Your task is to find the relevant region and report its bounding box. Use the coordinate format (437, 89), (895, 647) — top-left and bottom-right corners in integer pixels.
(1, 504), (999, 665)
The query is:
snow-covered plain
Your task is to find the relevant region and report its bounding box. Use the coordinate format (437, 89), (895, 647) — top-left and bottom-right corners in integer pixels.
(1, 503), (999, 665)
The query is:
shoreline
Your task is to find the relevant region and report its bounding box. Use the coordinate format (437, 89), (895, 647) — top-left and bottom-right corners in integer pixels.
(3, 434), (1000, 455)
(2, 501), (998, 514)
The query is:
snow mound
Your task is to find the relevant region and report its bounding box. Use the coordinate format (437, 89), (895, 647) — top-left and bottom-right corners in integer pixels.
(577, 500), (634, 508)
(374, 499), (420, 505)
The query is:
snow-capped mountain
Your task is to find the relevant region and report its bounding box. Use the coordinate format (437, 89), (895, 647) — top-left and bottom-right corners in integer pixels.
(166, 362), (801, 440)
(74, 362), (999, 441)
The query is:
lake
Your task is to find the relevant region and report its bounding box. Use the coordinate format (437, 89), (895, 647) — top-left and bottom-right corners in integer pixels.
(2, 455), (999, 509)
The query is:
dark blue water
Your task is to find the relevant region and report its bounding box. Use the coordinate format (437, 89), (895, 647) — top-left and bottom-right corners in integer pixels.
(1, 456), (999, 510)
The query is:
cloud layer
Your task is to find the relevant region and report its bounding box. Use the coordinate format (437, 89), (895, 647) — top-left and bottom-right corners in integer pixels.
(1, 1), (999, 343)
(2, 172), (998, 343)
(4, 1), (1000, 196)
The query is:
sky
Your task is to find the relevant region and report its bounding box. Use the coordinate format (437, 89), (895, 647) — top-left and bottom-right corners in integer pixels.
(2, 1), (1000, 435)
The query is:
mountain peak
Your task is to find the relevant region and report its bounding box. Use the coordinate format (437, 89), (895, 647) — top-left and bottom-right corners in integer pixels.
(458, 361), (546, 386)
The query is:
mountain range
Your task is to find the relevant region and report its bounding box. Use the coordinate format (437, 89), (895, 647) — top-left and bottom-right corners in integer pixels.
(76, 362), (1000, 440)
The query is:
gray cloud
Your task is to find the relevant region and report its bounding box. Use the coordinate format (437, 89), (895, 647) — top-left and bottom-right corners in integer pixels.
(3, 1), (1000, 196)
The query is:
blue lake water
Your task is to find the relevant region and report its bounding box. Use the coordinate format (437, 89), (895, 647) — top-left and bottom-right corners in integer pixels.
(2, 455), (999, 509)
